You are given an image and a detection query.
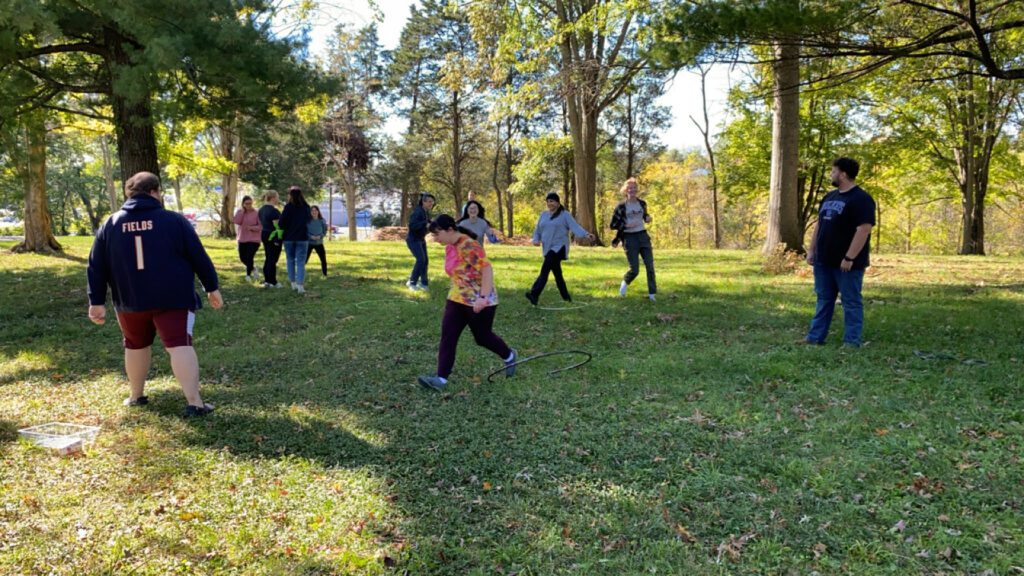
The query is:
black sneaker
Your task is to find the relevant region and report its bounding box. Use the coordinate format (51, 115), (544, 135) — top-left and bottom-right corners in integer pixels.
(123, 395), (149, 407)
(183, 403), (215, 418)
(525, 292), (538, 306)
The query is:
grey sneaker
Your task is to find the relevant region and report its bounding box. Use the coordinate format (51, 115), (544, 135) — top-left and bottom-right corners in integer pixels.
(504, 350), (518, 377)
(406, 280), (420, 291)
(417, 375), (446, 391)
(418, 282), (429, 291)
(296, 284), (305, 294)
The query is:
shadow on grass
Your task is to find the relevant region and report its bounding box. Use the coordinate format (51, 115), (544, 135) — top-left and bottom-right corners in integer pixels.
(0, 418), (19, 445)
(134, 383), (381, 468)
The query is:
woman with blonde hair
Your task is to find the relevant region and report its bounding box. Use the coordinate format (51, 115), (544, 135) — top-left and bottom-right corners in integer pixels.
(609, 177), (656, 301)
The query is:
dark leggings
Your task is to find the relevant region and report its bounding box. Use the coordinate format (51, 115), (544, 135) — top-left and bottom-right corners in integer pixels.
(437, 300), (511, 379)
(261, 238), (282, 285)
(305, 244), (327, 275)
(238, 242), (260, 275)
(529, 247), (570, 301)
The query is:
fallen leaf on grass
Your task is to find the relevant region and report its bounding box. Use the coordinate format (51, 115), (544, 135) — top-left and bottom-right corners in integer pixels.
(890, 519), (907, 533)
(673, 524), (697, 544)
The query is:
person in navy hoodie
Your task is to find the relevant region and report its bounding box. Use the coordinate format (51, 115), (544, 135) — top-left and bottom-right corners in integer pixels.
(87, 172), (222, 417)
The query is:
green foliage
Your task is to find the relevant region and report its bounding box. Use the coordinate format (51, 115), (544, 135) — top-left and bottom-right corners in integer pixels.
(3, 238), (1024, 573)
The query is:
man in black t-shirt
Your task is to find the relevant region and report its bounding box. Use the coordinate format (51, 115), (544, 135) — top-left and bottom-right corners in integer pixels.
(802, 157), (876, 347)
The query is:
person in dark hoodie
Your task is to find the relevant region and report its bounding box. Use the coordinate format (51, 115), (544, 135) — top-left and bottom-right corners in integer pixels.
(279, 186), (312, 294)
(406, 193), (436, 291)
(87, 172), (222, 418)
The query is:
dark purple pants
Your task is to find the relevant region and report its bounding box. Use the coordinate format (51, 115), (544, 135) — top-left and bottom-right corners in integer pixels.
(437, 300), (511, 379)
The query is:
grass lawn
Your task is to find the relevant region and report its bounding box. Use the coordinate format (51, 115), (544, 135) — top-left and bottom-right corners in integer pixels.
(1, 236), (1022, 575)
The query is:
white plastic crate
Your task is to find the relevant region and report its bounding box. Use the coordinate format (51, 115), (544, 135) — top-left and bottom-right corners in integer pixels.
(17, 422), (100, 452)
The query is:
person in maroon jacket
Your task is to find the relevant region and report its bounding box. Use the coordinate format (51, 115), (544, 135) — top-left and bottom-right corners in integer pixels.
(87, 172), (223, 417)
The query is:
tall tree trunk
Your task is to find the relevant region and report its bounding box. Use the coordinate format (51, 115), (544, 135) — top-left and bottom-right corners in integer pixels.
(625, 91), (636, 178)
(763, 41), (802, 254)
(491, 123), (506, 234)
(14, 115), (62, 253)
(450, 90), (463, 210)
(693, 65), (721, 248)
(950, 74), (1015, 255)
(560, 39), (599, 241)
(344, 169), (358, 241)
(504, 129), (515, 237)
(77, 188), (101, 233)
(100, 134), (120, 210)
(107, 29), (159, 178)
(171, 176), (185, 213)
(219, 122), (242, 238)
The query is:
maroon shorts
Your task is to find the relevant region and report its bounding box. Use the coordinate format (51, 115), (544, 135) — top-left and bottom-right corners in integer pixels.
(115, 309), (195, 349)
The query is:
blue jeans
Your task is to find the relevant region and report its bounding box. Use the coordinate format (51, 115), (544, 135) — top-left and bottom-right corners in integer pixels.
(807, 264), (865, 346)
(283, 241), (309, 285)
(406, 237), (428, 286)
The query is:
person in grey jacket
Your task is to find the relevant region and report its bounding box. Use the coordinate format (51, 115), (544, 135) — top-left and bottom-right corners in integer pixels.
(525, 192), (595, 305)
(305, 205), (329, 277)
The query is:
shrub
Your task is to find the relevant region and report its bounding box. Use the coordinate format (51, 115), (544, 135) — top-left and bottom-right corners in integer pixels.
(761, 242), (803, 275)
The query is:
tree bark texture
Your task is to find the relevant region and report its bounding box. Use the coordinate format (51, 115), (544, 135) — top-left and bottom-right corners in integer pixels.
(218, 122), (242, 238)
(763, 41), (802, 254)
(106, 29), (160, 179)
(100, 134), (120, 210)
(14, 116), (62, 253)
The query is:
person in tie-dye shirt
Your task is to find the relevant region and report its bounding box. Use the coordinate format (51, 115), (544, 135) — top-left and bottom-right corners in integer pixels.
(416, 214), (517, 391)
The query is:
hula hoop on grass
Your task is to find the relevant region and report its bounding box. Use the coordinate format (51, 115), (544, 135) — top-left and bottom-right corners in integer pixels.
(486, 350), (593, 383)
(537, 301), (591, 311)
(352, 298), (422, 310)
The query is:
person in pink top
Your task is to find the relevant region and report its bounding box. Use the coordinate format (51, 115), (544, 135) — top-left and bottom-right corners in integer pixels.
(233, 196), (263, 281)
(417, 214), (517, 391)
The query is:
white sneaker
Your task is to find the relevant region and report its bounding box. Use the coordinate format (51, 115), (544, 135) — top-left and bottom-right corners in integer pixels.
(244, 274), (252, 283)
(406, 281), (420, 291)
(291, 282), (298, 290)
(274, 283), (284, 289)
(648, 294), (656, 302)
(296, 284), (305, 294)
(619, 281), (628, 297)
(418, 283), (429, 291)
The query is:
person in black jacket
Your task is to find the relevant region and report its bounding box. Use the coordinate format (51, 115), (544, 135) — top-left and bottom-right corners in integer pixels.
(406, 193), (436, 290)
(258, 190), (284, 288)
(87, 172), (222, 417)
(279, 186), (312, 294)
(609, 178), (656, 301)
